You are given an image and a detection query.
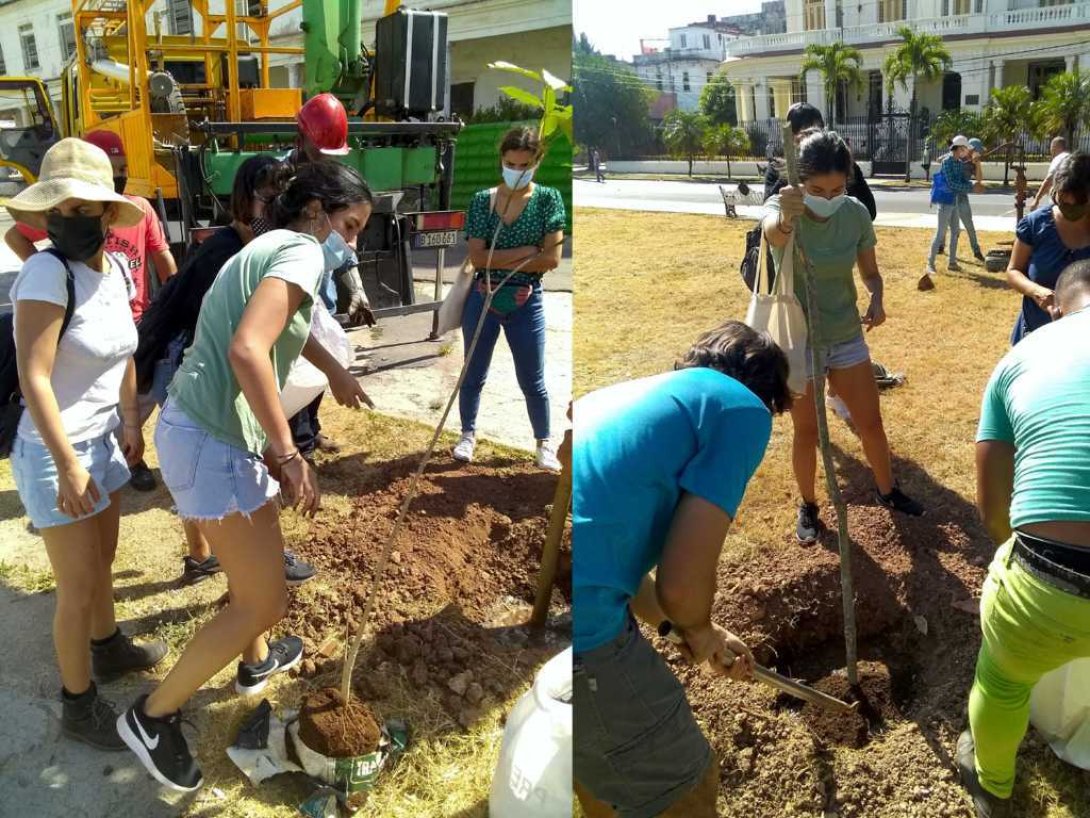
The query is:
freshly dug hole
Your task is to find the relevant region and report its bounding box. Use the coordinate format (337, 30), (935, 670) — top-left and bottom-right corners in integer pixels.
(799, 660), (901, 748)
(298, 687), (382, 758)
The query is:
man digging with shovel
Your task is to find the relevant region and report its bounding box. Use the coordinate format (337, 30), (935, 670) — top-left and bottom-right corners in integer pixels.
(572, 320), (791, 817)
(961, 258), (1090, 817)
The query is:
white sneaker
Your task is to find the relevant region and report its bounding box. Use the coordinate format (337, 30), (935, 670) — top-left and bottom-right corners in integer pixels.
(452, 432), (476, 463)
(535, 440), (561, 473)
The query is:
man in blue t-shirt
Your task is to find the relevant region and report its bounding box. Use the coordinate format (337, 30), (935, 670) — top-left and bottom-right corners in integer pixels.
(959, 259), (1090, 818)
(573, 320), (792, 818)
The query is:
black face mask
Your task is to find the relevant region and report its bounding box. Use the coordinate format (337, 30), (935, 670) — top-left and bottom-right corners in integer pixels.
(46, 213), (107, 262)
(113, 176), (127, 195)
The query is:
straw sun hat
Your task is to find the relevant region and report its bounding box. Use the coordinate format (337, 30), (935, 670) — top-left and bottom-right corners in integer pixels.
(0, 137), (143, 229)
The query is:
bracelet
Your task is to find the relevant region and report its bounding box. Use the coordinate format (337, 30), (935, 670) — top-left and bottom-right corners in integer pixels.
(123, 423), (141, 429)
(776, 217), (795, 234)
(275, 449), (301, 466)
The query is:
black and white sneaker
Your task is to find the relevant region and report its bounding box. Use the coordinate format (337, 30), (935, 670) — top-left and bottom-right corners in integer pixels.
(180, 555), (222, 586)
(283, 551), (317, 587)
(236, 635), (304, 695)
(796, 502), (822, 544)
(876, 484), (925, 517)
(117, 695), (203, 792)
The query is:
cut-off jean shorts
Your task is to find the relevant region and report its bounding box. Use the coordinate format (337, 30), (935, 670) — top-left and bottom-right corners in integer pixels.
(805, 332), (870, 379)
(12, 431), (131, 529)
(155, 399), (279, 521)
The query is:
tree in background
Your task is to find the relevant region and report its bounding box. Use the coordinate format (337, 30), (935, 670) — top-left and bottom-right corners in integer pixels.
(930, 108), (984, 149)
(982, 85), (1033, 186)
(573, 34), (655, 160)
(663, 110), (708, 177)
(700, 73), (737, 127)
(800, 42), (863, 127)
(1032, 68), (1090, 148)
(883, 26), (951, 180)
(703, 123), (750, 179)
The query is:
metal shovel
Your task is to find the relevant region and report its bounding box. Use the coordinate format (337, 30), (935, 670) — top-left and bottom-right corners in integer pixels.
(658, 622), (858, 714)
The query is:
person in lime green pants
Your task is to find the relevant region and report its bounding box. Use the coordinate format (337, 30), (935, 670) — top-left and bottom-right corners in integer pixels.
(965, 258), (1090, 818)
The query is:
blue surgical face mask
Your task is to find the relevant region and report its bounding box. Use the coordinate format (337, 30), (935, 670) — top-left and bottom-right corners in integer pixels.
(804, 193), (847, 219)
(502, 164), (536, 190)
(322, 216), (356, 271)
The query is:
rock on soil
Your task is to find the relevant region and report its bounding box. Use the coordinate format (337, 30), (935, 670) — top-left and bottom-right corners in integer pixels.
(297, 687), (382, 758)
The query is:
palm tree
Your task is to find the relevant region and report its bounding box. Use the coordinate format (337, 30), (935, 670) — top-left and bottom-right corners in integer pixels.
(800, 42), (863, 127)
(982, 85), (1032, 187)
(1032, 68), (1090, 148)
(883, 26), (952, 180)
(703, 123), (750, 179)
(663, 110), (708, 177)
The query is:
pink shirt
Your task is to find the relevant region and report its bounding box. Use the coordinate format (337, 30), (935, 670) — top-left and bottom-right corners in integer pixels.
(15, 195), (170, 322)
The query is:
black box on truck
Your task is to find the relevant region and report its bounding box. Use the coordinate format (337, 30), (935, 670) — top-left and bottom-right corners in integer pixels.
(374, 9), (448, 119)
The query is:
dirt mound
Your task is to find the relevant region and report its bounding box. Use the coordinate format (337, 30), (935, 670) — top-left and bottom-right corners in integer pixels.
(298, 687), (382, 758)
(279, 458), (570, 727)
(670, 501), (995, 817)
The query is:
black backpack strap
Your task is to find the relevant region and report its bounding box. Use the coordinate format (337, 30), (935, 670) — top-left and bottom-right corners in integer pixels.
(41, 248), (76, 337)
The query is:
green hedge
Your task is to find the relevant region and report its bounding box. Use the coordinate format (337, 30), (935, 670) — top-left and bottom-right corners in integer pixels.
(451, 121), (572, 233)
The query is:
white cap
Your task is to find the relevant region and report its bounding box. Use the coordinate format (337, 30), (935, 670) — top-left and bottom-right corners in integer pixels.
(951, 135), (969, 149)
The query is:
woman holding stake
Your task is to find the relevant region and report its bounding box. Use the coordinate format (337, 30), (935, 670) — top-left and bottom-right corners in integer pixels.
(763, 130), (924, 543)
(116, 162), (374, 791)
(454, 126), (566, 471)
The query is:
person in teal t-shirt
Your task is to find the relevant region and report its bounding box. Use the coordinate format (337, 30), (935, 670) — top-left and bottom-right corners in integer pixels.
(454, 126), (566, 472)
(574, 320), (791, 818)
(960, 259), (1090, 818)
(115, 163), (374, 793)
(763, 129), (924, 544)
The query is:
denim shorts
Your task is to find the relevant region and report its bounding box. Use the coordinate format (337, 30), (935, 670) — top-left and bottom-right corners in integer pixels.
(11, 431), (131, 529)
(573, 617), (712, 818)
(806, 332), (871, 379)
(154, 400), (279, 521)
(136, 333), (187, 426)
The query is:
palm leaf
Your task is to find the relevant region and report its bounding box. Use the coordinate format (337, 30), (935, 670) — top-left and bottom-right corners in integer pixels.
(498, 85), (543, 110)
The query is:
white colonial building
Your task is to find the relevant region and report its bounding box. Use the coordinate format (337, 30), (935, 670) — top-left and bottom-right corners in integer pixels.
(634, 17), (743, 112)
(721, 0), (1090, 123)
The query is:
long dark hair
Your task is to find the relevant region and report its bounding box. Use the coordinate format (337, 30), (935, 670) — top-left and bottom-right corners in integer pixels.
(265, 161), (373, 228)
(676, 320), (792, 414)
(797, 130), (853, 181)
(229, 154), (290, 224)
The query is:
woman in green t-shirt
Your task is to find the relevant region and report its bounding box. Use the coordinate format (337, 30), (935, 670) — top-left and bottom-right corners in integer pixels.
(762, 130), (923, 544)
(455, 127), (566, 471)
(115, 162), (374, 792)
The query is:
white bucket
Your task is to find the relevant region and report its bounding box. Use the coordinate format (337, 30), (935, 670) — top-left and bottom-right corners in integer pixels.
(280, 301), (353, 418)
(489, 647), (572, 818)
(1030, 658), (1090, 770)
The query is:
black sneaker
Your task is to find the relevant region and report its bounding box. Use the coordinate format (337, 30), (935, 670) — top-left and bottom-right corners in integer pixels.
(973, 251), (987, 263)
(61, 683), (126, 751)
(129, 461), (157, 492)
(957, 730), (1012, 818)
(236, 635), (304, 695)
(937, 246), (945, 255)
(796, 502), (821, 544)
(117, 695), (203, 792)
(180, 555), (222, 586)
(284, 550), (317, 587)
(876, 484), (925, 517)
(92, 629), (168, 681)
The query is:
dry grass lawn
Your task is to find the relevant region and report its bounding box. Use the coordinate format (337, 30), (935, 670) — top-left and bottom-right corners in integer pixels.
(0, 408), (542, 817)
(573, 207), (1086, 818)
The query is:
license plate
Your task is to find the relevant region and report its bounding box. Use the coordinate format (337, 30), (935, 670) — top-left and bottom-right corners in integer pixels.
(413, 230), (458, 249)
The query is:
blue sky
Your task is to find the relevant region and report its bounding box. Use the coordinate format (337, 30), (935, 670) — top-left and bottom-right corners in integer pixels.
(574, 0), (767, 61)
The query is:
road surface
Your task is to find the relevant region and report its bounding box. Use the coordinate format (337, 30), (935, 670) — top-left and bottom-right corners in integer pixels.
(575, 178), (1020, 232)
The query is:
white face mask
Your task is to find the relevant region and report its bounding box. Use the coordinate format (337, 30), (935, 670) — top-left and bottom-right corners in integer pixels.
(804, 193), (847, 219)
(502, 164), (536, 190)
(321, 214), (357, 271)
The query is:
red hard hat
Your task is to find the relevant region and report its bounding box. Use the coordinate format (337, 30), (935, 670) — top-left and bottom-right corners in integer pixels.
(83, 130), (126, 157)
(297, 93), (350, 156)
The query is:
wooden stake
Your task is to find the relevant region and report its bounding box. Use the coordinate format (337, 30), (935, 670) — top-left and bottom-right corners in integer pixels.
(530, 461), (571, 629)
(781, 124), (859, 686)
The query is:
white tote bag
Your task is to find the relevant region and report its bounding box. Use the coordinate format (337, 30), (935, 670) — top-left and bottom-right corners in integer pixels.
(280, 301), (354, 418)
(1030, 658), (1090, 770)
(435, 188), (498, 337)
(744, 230), (809, 396)
(435, 257), (475, 337)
